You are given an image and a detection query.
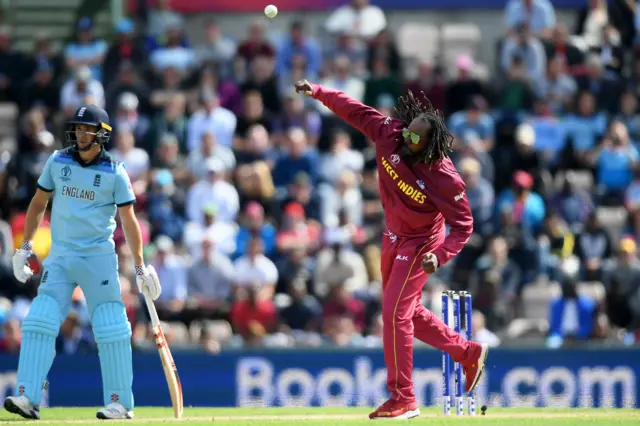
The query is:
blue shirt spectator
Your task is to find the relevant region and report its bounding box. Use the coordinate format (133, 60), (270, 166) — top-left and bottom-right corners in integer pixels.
(563, 92), (607, 152)
(496, 171), (546, 234)
(272, 128), (319, 191)
(235, 202), (278, 260)
(276, 21), (322, 77)
(65, 18), (108, 82)
(548, 278), (596, 346)
(596, 140), (639, 192)
(500, 24), (547, 81)
(460, 157), (495, 236)
(149, 26), (195, 72)
(448, 96), (495, 152)
(504, 0), (556, 37)
(530, 113), (566, 161)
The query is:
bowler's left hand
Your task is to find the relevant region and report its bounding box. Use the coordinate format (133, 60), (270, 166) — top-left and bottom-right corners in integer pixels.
(421, 253), (439, 274)
(136, 264), (162, 300)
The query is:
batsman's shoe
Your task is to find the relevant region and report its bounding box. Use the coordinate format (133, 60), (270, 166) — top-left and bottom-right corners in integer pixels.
(369, 399), (420, 420)
(463, 342), (489, 393)
(96, 402), (134, 420)
(3, 395), (40, 420)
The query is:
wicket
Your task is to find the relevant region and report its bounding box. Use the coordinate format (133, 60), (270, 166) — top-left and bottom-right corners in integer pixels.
(441, 291), (475, 416)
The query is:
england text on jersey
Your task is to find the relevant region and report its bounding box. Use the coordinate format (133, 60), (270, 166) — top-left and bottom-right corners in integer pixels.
(61, 185), (96, 201)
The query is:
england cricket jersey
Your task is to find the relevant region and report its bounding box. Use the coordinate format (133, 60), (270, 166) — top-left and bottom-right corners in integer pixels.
(37, 146), (136, 257)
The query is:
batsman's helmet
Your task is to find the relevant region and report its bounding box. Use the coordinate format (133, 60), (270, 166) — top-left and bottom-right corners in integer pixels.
(65, 104), (112, 148)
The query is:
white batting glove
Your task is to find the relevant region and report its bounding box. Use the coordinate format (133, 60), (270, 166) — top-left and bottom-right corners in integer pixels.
(12, 242), (34, 283)
(135, 264), (162, 300)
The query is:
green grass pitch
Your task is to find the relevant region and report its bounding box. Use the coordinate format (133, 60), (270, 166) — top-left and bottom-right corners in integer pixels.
(1, 407), (639, 425)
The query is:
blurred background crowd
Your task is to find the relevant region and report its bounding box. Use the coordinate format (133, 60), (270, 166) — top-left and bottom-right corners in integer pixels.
(0, 0), (640, 354)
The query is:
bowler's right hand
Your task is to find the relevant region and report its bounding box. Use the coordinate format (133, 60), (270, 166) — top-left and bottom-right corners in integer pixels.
(294, 79), (313, 96)
(12, 243), (34, 283)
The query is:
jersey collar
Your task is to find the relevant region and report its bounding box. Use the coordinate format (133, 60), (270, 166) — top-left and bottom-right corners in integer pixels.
(72, 146), (106, 168)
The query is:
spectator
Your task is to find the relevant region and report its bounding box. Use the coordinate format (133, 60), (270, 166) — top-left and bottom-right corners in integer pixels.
(0, 26), (25, 104)
(329, 31), (366, 77)
(277, 202), (322, 255)
(272, 90), (322, 146)
(318, 55), (365, 117)
(548, 173), (595, 230)
(60, 66), (105, 118)
(496, 170), (546, 235)
(625, 169), (640, 212)
(150, 236), (188, 321)
(504, 0), (556, 38)
(230, 284), (277, 340)
(147, 169), (186, 242)
(275, 244), (314, 295)
(576, 0), (610, 48)
(322, 283), (366, 333)
(276, 21), (322, 77)
(363, 57), (402, 108)
(150, 23), (195, 73)
(445, 55), (487, 115)
(272, 128), (319, 192)
(233, 237), (279, 299)
(591, 24), (625, 77)
(449, 96), (495, 153)
(500, 22), (547, 81)
(320, 170), (363, 228)
(186, 157), (240, 224)
(604, 238), (640, 340)
(105, 61), (150, 119)
(184, 204), (238, 259)
(460, 157), (494, 237)
(189, 65), (242, 116)
(55, 310), (94, 354)
(543, 24), (584, 71)
(563, 90), (607, 169)
(187, 130), (235, 181)
(280, 172), (322, 223)
(149, 93), (188, 153)
(186, 237), (235, 318)
(314, 240), (368, 299)
(194, 20), (236, 78)
(149, 66), (187, 111)
(235, 202), (277, 260)
(590, 120), (639, 204)
(234, 90), (273, 144)
(237, 21), (276, 64)
(152, 133), (189, 186)
(64, 17), (107, 81)
(528, 99), (565, 170)
(539, 212), (576, 282)
(574, 211), (613, 281)
(366, 30), (400, 76)
(535, 56), (578, 114)
(27, 31), (64, 86)
(496, 56), (536, 111)
(109, 129), (150, 197)
(279, 280), (322, 331)
(405, 60), (447, 114)
(103, 18), (147, 89)
(575, 54), (620, 113)
(547, 275), (597, 347)
(113, 92), (151, 144)
(616, 90), (640, 144)
(146, 0), (183, 40)
(470, 236), (521, 330)
(242, 55), (281, 114)
(188, 90), (237, 151)
(471, 310), (501, 347)
(319, 130), (364, 185)
(22, 60), (60, 119)
(325, 0), (387, 41)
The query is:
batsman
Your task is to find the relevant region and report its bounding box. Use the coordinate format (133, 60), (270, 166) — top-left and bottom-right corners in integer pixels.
(295, 80), (489, 419)
(4, 105), (162, 420)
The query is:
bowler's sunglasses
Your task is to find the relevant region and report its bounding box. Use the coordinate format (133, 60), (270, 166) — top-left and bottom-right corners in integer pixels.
(403, 128), (421, 144)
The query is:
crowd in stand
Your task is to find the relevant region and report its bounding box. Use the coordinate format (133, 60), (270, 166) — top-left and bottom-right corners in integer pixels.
(1, 0), (640, 353)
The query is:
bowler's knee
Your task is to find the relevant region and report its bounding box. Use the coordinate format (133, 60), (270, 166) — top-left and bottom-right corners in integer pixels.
(22, 295), (62, 337)
(91, 302), (131, 344)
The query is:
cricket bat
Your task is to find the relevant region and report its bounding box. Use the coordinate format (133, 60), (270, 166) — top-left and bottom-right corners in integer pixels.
(142, 265), (183, 418)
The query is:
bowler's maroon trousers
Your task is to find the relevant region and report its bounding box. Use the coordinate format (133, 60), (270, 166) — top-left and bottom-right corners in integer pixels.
(312, 84), (475, 403)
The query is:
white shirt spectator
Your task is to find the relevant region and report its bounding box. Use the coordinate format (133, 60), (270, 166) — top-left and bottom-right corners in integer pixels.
(319, 149), (364, 184)
(188, 107), (237, 150)
(325, 3), (387, 40)
(183, 220), (238, 258)
(61, 77), (105, 112)
(233, 254), (279, 289)
(186, 159), (240, 224)
(187, 144), (236, 179)
(110, 147), (150, 180)
(150, 47), (196, 72)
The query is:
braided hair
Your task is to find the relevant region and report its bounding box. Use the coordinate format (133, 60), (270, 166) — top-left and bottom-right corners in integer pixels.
(394, 91), (453, 164)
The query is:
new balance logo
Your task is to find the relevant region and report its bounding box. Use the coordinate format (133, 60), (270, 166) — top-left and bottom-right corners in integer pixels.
(93, 174), (101, 187)
(396, 255), (409, 261)
(101, 280), (109, 286)
(42, 270), (48, 283)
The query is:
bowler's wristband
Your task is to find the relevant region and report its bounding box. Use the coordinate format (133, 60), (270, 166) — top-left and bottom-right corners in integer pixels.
(21, 241), (33, 251)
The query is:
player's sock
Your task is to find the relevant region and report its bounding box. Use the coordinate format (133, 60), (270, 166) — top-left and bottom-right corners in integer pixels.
(92, 302), (134, 410)
(16, 295), (61, 406)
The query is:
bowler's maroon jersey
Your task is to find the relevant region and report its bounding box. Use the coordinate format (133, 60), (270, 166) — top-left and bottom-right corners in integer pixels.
(312, 84), (473, 266)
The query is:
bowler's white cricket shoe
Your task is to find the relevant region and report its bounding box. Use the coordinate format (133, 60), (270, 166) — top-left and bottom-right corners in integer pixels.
(96, 402), (134, 420)
(3, 395), (40, 420)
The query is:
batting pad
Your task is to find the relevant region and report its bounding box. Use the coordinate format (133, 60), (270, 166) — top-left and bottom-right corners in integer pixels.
(17, 294), (61, 406)
(92, 302), (134, 409)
